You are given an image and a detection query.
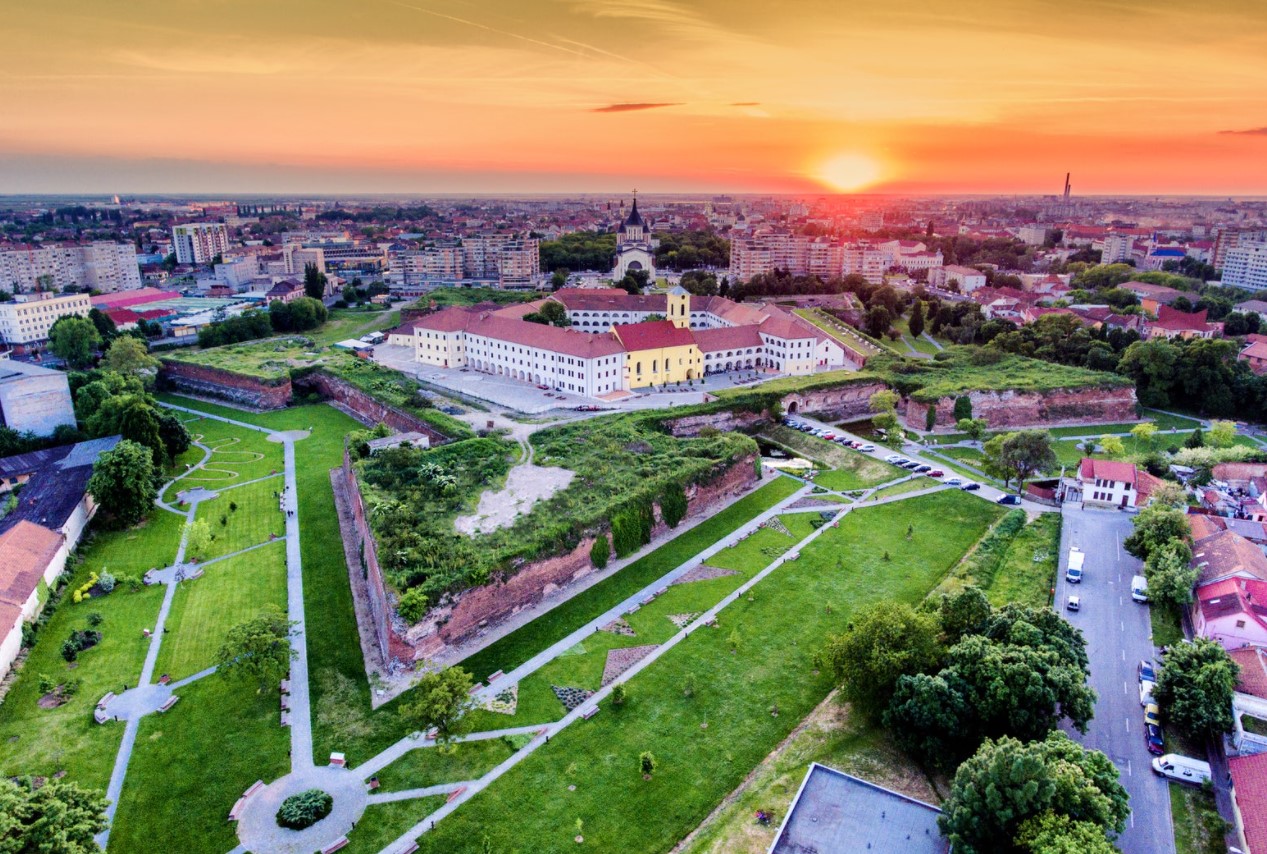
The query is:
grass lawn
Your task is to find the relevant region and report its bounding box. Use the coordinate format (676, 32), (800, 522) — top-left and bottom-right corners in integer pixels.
(107, 675), (290, 854)
(680, 691), (941, 854)
(866, 478), (936, 501)
(1169, 780), (1229, 854)
(760, 426), (901, 489)
(1143, 410), (1203, 431)
(155, 541), (288, 680)
(309, 308), (399, 347)
(1151, 603), (1185, 647)
(409, 491), (1002, 854)
(192, 477), (286, 560)
(183, 416), (285, 481)
(344, 797), (448, 853)
(375, 738), (515, 791)
(936, 511), (1061, 609)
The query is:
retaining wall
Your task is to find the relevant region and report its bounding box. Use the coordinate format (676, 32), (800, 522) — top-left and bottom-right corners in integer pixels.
(159, 360), (292, 410)
(903, 385), (1139, 432)
(294, 371), (448, 443)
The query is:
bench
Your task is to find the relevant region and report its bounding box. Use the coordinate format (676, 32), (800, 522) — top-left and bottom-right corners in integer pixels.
(640, 595), (655, 606)
(280, 679), (290, 694)
(281, 711), (291, 727)
(228, 797), (247, 822)
(467, 683), (483, 696)
(446, 786), (466, 803)
(329, 752), (346, 768)
(401, 845), (419, 854)
(321, 837), (349, 854)
(655, 587), (668, 597)
(158, 674), (171, 686)
(93, 707), (110, 724)
(97, 692), (116, 708)
(158, 695), (180, 713)
(280, 694), (291, 711)
(486, 670), (505, 683)
(244, 780), (264, 799)
(187, 568), (204, 581)
(581, 706), (599, 720)
(627, 604), (640, 614)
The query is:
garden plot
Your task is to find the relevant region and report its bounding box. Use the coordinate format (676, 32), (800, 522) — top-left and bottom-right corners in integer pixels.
(454, 460), (575, 536)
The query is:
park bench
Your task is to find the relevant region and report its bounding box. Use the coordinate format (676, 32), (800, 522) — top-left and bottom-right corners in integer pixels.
(401, 845), (419, 854)
(93, 706), (110, 724)
(280, 710), (291, 727)
(158, 675), (171, 686)
(97, 692), (116, 708)
(486, 670), (504, 683)
(467, 683), (483, 696)
(158, 695), (179, 713)
(329, 752), (346, 768)
(640, 595), (655, 606)
(581, 706), (599, 720)
(228, 798), (246, 822)
(446, 786), (466, 803)
(321, 837), (349, 853)
(655, 587), (668, 597)
(280, 694), (290, 711)
(627, 604), (640, 614)
(280, 679), (290, 693)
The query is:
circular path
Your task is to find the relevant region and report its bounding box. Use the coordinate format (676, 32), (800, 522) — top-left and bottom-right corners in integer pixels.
(237, 766), (368, 854)
(267, 430), (310, 443)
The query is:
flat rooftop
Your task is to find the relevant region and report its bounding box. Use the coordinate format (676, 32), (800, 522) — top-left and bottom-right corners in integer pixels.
(770, 764), (949, 854)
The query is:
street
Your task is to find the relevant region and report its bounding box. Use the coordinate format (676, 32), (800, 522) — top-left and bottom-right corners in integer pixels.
(1055, 505), (1175, 854)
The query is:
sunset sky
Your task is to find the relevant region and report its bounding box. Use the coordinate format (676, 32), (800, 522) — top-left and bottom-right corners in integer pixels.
(3, 0), (1266, 195)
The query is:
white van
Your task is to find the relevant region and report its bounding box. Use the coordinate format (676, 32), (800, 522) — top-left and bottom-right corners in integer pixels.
(1151, 754), (1211, 785)
(1066, 548), (1086, 583)
(1131, 575), (1149, 603)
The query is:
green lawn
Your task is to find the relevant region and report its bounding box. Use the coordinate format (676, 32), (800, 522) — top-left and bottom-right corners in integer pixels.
(866, 478), (935, 501)
(182, 416), (285, 482)
(760, 426), (902, 489)
(409, 491), (1002, 854)
(191, 477), (286, 560)
(936, 511), (1061, 609)
(1170, 780), (1228, 854)
(107, 674), (290, 854)
(309, 308), (399, 347)
(344, 797), (448, 853)
(375, 738), (515, 791)
(1151, 603), (1185, 647)
(155, 541), (288, 680)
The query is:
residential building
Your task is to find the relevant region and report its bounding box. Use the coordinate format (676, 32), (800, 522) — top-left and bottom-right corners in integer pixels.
(0, 359), (76, 435)
(730, 231), (844, 281)
(1236, 299), (1267, 322)
(1224, 243), (1267, 292)
(1243, 338), (1267, 376)
(1192, 530), (1267, 587)
(0, 292), (93, 351)
(841, 243), (888, 282)
(214, 257), (259, 290)
(1147, 305), (1221, 340)
(1016, 224), (1050, 245)
(1102, 233), (1133, 264)
(1214, 228), (1267, 272)
(1120, 281), (1187, 314)
(930, 265), (987, 293)
(1228, 752), (1267, 854)
(1077, 458), (1140, 508)
(282, 243), (327, 276)
(1229, 646), (1267, 756)
(1193, 577), (1267, 650)
(264, 280), (306, 304)
(0, 521), (66, 681)
(0, 242), (142, 293)
(171, 222), (230, 265)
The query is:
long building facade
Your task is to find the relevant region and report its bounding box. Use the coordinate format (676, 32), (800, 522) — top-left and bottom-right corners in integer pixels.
(0, 242), (141, 294)
(403, 287), (850, 396)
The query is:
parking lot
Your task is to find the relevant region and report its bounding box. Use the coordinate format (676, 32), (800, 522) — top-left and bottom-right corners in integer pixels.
(1055, 505), (1175, 854)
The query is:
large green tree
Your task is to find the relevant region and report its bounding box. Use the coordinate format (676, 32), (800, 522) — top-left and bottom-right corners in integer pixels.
(48, 315), (101, 370)
(1123, 503), (1190, 561)
(821, 602), (942, 720)
(86, 439), (156, 527)
(1144, 541), (1198, 609)
(0, 777), (108, 854)
(996, 430), (1057, 488)
(1154, 637), (1238, 741)
(101, 336), (159, 387)
(1015, 811), (1120, 854)
(303, 262), (328, 300)
(1117, 338), (1178, 408)
(399, 667), (476, 745)
(938, 732), (1128, 854)
(216, 606), (294, 693)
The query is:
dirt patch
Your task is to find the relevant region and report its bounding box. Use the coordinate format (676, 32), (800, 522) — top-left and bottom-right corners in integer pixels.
(455, 463), (575, 536)
(599, 617), (636, 636)
(37, 692), (68, 710)
(601, 645), (658, 686)
(671, 565), (739, 586)
(668, 612), (702, 629)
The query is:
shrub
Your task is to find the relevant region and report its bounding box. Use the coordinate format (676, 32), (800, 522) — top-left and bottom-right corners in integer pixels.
(953, 396), (973, 421)
(37, 675), (56, 695)
(61, 678), (80, 698)
(611, 684), (626, 707)
(590, 535), (610, 569)
(639, 751), (657, 777)
(275, 789), (333, 830)
(397, 587), (428, 624)
(86, 612), (103, 627)
(61, 629), (102, 662)
(97, 572), (116, 594)
(659, 482), (688, 529)
(925, 405), (937, 431)
(229, 501), (238, 512)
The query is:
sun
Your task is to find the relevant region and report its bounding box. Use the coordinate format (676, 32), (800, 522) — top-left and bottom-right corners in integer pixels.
(816, 152), (884, 192)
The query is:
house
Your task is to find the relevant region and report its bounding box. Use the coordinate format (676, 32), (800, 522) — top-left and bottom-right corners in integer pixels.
(0, 521), (67, 680)
(1148, 305), (1222, 340)
(1191, 530), (1267, 586)
(1216, 463), (1267, 492)
(1077, 458), (1140, 508)
(769, 764), (949, 854)
(1120, 280), (1187, 314)
(264, 280), (306, 304)
(1228, 752), (1267, 854)
(0, 435), (119, 545)
(1192, 577), (1267, 650)
(1229, 646), (1267, 756)
(1242, 338), (1267, 376)
(1188, 513), (1267, 548)
(929, 264), (987, 293)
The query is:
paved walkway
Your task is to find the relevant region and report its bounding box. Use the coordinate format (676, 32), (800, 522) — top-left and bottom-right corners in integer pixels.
(367, 782), (468, 803)
(236, 765), (368, 854)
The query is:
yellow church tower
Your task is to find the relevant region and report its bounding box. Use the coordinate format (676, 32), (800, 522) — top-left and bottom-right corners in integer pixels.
(667, 286), (690, 329)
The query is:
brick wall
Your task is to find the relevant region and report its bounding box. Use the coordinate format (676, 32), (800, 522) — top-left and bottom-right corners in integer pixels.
(294, 371), (449, 443)
(339, 446), (396, 663)
(782, 381), (891, 422)
(401, 453), (759, 659)
(159, 360), (292, 410)
(903, 385), (1139, 431)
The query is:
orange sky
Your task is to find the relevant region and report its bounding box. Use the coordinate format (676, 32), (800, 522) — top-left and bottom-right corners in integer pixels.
(2, 0), (1266, 194)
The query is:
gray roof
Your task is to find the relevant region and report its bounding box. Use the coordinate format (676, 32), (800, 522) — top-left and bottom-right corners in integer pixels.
(0, 359), (63, 385)
(770, 764), (949, 854)
(0, 435), (121, 536)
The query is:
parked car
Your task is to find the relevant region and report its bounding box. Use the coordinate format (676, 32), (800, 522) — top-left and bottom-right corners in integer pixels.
(1138, 659), (1156, 683)
(1152, 754), (1212, 785)
(1066, 594), (1081, 612)
(961, 482), (981, 491)
(859, 444), (876, 452)
(1145, 723), (1165, 755)
(1144, 703), (1162, 728)
(1140, 680), (1156, 707)
(944, 477), (962, 486)
(914, 465), (932, 473)
(926, 470), (944, 478)
(884, 454), (902, 463)
(996, 494), (1022, 505)
(822, 433), (836, 440)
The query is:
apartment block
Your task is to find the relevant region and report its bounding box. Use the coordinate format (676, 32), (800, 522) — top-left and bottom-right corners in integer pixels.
(1223, 243), (1267, 292)
(172, 223), (230, 265)
(0, 242), (141, 293)
(388, 236), (539, 288)
(0, 293), (93, 349)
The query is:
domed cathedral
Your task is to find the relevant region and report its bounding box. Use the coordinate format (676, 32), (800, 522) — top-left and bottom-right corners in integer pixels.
(612, 194), (656, 282)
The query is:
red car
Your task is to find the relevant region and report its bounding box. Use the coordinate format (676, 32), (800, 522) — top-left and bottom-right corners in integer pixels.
(926, 470), (944, 477)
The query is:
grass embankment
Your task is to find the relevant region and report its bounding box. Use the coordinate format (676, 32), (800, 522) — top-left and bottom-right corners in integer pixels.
(375, 739), (515, 792)
(934, 510), (1061, 609)
(757, 425), (901, 491)
(867, 478), (937, 501)
(1170, 785), (1229, 854)
(413, 286), (538, 309)
(344, 797), (447, 853)
(308, 308), (399, 347)
(408, 492), (1002, 854)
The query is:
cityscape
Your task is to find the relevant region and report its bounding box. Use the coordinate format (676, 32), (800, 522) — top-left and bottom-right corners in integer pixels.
(3, 3), (1267, 854)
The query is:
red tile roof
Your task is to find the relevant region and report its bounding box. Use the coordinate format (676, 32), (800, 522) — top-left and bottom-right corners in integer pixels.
(1192, 530), (1267, 585)
(613, 320), (696, 351)
(469, 315), (626, 359)
(1229, 752), (1267, 853)
(1230, 646), (1267, 699)
(1196, 577), (1267, 629)
(0, 520), (64, 608)
(551, 290), (667, 314)
(693, 325), (764, 353)
(757, 308), (818, 341)
(1079, 458), (1138, 486)
(414, 306), (482, 333)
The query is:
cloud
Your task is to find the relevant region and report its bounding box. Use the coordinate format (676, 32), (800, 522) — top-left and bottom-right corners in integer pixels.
(591, 102), (681, 113)
(1219, 127), (1267, 136)
(730, 102), (760, 106)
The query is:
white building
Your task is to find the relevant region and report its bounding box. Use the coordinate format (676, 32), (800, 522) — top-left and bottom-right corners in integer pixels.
(0, 242), (141, 294)
(930, 265), (987, 293)
(1017, 225), (1050, 246)
(172, 223), (230, 265)
(214, 257), (259, 290)
(0, 293), (93, 350)
(1101, 234), (1133, 265)
(613, 199), (656, 281)
(1223, 243), (1267, 292)
(1077, 458), (1139, 509)
(0, 360), (76, 435)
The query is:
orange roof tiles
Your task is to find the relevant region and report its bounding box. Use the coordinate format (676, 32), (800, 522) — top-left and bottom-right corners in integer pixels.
(0, 520), (63, 608)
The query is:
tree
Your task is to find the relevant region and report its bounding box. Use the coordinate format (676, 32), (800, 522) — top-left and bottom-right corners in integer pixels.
(550, 268), (570, 291)
(1185, 427), (1204, 449)
(1208, 420), (1237, 448)
(821, 602), (942, 719)
(1123, 503), (1190, 560)
(88, 307), (118, 341)
(0, 777), (108, 854)
(1117, 339), (1178, 408)
(1130, 422), (1158, 450)
(1098, 435), (1125, 457)
(303, 262), (328, 300)
(1144, 541), (1198, 609)
(185, 519), (212, 561)
(157, 410), (192, 463)
(639, 751), (657, 777)
(937, 586), (992, 644)
(86, 439), (155, 527)
(1000, 431), (1056, 488)
(865, 304), (892, 339)
(590, 534), (610, 569)
(981, 433), (1014, 487)
(400, 666), (476, 745)
(957, 418), (988, 442)
(102, 336), (159, 387)
(908, 300), (925, 337)
(938, 732), (1128, 854)
(953, 396), (973, 422)
(1148, 481), (1187, 509)
(48, 315), (102, 369)
(1153, 637), (1238, 741)
(1015, 811), (1119, 854)
(215, 606), (294, 693)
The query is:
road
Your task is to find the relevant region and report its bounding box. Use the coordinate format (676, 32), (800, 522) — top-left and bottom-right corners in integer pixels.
(1055, 505), (1175, 854)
